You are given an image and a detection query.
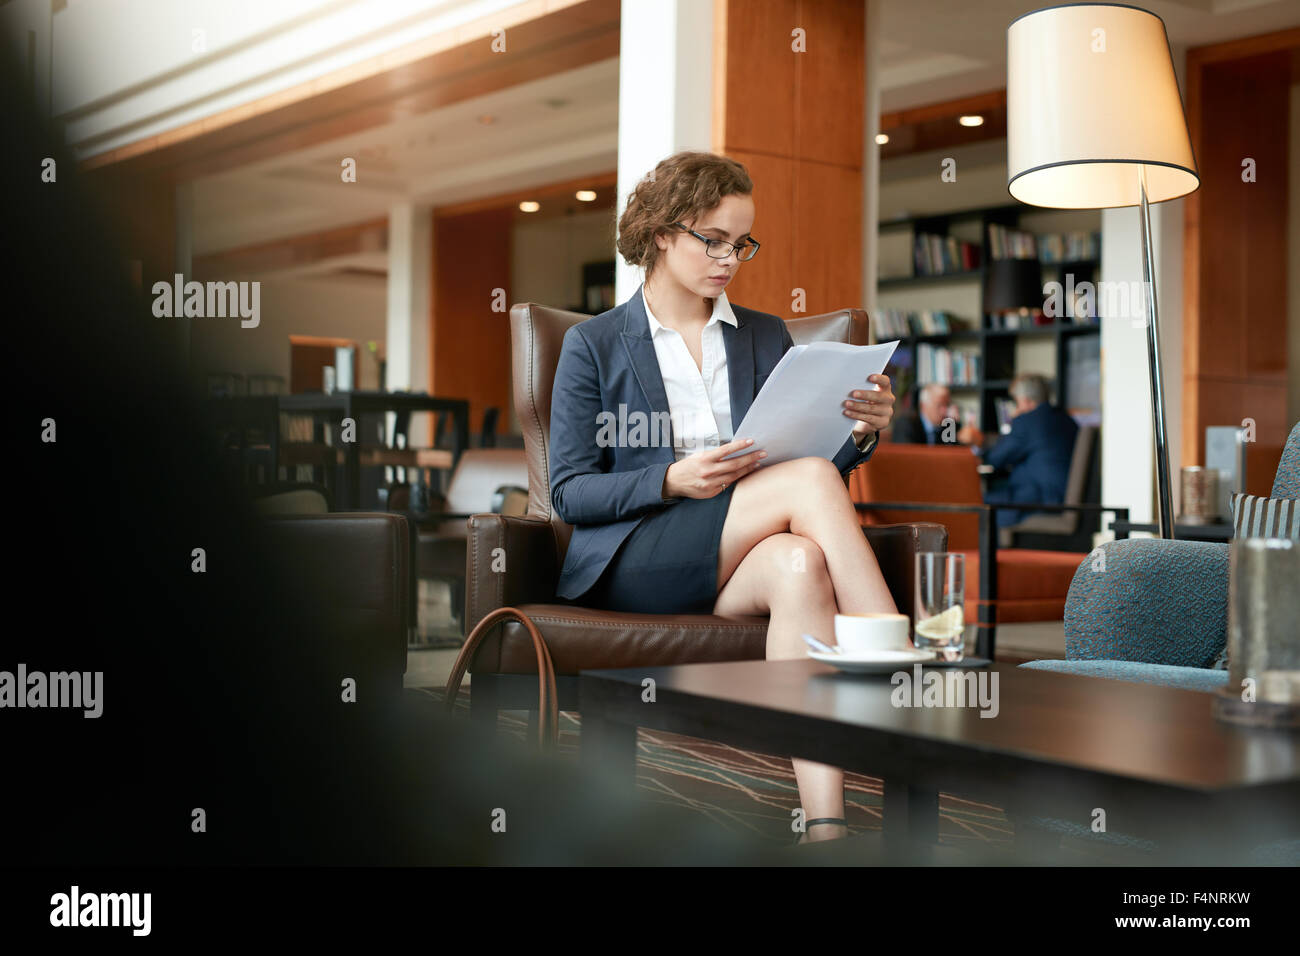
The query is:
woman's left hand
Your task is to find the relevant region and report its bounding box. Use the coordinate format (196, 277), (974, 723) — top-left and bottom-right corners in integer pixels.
(843, 373), (896, 439)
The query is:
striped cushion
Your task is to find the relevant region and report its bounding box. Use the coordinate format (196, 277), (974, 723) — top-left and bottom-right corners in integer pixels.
(1230, 493), (1299, 540)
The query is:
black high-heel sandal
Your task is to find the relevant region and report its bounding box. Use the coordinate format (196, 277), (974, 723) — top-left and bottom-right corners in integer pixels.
(793, 817), (847, 845)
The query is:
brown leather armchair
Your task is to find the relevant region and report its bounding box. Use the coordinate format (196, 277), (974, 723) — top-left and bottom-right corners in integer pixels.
(260, 513), (411, 698)
(461, 303), (946, 731)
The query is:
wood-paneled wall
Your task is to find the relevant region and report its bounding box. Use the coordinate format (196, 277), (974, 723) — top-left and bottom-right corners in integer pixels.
(712, 0), (864, 318)
(1183, 30), (1298, 489)
(431, 207), (513, 443)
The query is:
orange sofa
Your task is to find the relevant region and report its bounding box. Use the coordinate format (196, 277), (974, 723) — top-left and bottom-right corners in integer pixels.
(849, 442), (1086, 625)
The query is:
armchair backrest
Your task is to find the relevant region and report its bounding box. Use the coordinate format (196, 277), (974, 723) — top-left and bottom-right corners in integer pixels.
(1055, 423), (1098, 533)
(259, 513), (410, 695)
(851, 444), (983, 550)
(1272, 421), (1300, 498)
(509, 301), (871, 567)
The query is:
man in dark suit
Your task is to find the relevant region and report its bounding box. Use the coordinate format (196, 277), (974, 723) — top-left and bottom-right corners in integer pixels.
(890, 384), (963, 445)
(958, 374), (1079, 527)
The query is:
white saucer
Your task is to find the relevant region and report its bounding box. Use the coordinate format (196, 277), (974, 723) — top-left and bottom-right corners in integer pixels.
(807, 647), (937, 674)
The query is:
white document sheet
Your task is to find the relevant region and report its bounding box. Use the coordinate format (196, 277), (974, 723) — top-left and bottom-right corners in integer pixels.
(720, 340), (900, 464)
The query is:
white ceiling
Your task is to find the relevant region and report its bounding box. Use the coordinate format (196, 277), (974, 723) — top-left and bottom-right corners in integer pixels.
(192, 0), (1300, 275)
(191, 57), (618, 261)
(878, 0), (1299, 112)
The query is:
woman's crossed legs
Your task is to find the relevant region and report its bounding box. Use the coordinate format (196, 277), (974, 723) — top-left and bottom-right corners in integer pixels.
(711, 456), (898, 844)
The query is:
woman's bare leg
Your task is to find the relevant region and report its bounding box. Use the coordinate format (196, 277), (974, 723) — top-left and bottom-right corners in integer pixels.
(713, 533), (847, 842)
(716, 456), (898, 617)
(711, 458), (900, 843)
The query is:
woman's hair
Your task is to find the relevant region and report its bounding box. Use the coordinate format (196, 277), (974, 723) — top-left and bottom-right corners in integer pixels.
(616, 150), (753, 279)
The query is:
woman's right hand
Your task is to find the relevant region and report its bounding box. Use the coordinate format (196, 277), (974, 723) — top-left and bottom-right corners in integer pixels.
(662, 437), (767, 500)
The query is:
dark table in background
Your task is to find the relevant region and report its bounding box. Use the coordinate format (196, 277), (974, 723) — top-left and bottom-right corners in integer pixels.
(277, 392), (470, 510)
(204, 395), (281, 484)
(580, 658), (1300, 863)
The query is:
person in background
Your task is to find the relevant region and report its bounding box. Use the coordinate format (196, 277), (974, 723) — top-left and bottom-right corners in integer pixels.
(889, 383), (963, 445)
(957, 373), (1079, 527)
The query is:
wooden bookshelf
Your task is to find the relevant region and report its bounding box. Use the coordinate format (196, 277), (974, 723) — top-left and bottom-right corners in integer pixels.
(875, 202), (1102, 432)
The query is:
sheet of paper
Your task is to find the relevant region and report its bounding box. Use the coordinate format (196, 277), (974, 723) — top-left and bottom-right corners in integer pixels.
(720, 340), (900, 464)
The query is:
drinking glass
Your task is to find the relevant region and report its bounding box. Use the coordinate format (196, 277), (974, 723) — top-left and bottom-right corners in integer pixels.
(914, 552), (965, 661)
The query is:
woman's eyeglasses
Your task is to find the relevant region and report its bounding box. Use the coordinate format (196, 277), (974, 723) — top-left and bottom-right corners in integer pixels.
(671, 222), (760, 261)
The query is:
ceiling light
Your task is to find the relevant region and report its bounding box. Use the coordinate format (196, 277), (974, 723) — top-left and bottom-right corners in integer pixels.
(519, 201), (540, 213)
(875, 133), (890, 145)
(959, 115), (984, 127)
(575, 190), (597, 201)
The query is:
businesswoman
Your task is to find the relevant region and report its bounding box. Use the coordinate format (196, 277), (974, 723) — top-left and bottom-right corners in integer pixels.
(548, 151), (897, 845)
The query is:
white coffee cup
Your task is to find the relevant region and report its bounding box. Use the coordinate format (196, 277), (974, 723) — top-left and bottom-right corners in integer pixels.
(833, 613), (911, 656)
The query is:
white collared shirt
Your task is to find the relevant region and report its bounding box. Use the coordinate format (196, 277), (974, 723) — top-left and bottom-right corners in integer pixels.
(642, 286), (737, 462)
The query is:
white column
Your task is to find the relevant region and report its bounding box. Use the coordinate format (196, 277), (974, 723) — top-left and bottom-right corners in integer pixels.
(386, 203), (433, 443)
(614, 0), (716, 303)
(1100, 196), (1184, 532)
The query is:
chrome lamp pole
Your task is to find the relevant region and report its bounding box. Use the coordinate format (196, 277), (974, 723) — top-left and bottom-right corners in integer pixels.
(1138, 165), (1176, 540)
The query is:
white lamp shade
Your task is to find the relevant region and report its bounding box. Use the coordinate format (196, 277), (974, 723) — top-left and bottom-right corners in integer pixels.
(1007, 3), (1198, 208)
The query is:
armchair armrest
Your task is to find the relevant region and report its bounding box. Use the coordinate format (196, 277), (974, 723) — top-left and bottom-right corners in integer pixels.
(465, 514), (559, 635)
(862, 522), (947, 619)
(1064, 538), (1229, 667)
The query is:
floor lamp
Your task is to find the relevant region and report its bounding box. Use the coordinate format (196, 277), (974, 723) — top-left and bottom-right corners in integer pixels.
(1006, 3), (1200, 539)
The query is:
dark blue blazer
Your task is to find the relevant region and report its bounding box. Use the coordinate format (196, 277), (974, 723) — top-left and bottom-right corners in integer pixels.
(549, 284), (879, 601)
(983, 402), (1079, 522)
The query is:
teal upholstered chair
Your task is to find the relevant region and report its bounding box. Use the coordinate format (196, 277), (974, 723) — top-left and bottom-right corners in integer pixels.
(1021, 420), (1299, 693)
(1010, 423), (1299, 862)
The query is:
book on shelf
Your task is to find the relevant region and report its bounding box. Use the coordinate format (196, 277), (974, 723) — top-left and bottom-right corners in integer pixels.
(872, 309), (970, 338)
(988, 225), (1101, 264)
(987, 223), (1038, 260)
(916, 342), (980, 386)
(912, 232), (981, 276)
(1037, 230), (1101, 264)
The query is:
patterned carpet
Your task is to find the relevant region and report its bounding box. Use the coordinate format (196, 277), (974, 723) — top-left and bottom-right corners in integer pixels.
(417, 686), (1052, 855)
(410, 676), (1295, 864)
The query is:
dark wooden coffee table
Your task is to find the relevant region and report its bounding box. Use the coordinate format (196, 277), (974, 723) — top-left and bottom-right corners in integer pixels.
(578, 659), (1300, 863)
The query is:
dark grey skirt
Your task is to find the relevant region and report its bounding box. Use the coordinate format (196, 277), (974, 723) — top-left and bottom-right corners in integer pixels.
(574, 483), (739, 614)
